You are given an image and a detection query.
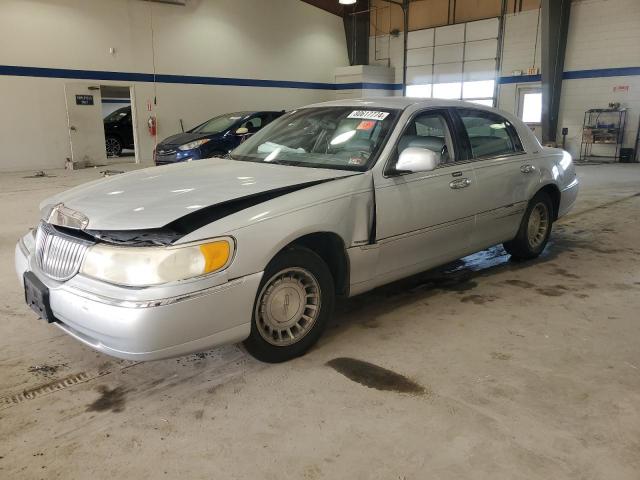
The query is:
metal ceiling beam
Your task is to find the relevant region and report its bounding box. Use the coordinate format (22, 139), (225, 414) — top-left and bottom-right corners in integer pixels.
(541, 0), (571, 144)
(300, 0), (346, 16)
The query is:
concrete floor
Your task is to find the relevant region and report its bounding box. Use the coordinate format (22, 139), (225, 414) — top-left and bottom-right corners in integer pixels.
(1, 163), (639, 479)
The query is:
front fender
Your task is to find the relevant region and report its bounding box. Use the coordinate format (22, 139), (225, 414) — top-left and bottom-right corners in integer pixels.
(179, 173), (374, 279)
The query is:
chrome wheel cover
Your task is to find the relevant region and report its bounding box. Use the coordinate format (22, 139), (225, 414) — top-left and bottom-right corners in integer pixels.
(527, 202), (549, 249)
(255, 268), (321, 346)
(105, 137), (121, 157)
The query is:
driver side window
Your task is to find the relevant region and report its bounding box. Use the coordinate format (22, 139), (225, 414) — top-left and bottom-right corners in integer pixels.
(396, 112), (454, 166)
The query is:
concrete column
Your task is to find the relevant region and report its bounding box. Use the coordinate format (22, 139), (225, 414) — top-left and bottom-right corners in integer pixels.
(541, 0), (571, 144)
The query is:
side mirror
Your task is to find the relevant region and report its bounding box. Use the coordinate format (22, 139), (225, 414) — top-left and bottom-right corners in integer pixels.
(235, 127), (249, 135)
(395, 147), (439, 174)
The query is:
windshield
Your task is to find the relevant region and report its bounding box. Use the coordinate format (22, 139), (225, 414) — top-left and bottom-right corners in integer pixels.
(191, 113), (247, 134)
(229, 107), (399, 171)
(104, 107), (129, 122)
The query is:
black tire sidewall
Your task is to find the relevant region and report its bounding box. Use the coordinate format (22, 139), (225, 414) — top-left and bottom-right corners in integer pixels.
(506, 191), (553, 259)
(243, 247), (335, 363)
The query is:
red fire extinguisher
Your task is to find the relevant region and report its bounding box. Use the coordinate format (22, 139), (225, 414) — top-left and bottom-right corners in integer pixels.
(148, 116), (157, 136)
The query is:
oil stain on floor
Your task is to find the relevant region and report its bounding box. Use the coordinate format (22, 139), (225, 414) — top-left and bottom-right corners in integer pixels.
(327, 357), (426, 395)
(87, 386), (127, 413)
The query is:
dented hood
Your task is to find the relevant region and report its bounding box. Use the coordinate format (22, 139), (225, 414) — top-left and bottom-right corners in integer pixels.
(42, 158), (355, 231)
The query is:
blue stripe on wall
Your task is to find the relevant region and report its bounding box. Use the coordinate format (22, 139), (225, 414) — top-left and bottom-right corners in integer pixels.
(1, 64), (639, 90)
(498, 74), (542, 84)
(499, 66), (640, 84)
(0, 64), (400, 91)
(101, 98), (131, 104)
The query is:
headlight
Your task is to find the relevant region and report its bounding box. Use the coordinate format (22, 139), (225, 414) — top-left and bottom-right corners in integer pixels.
(80, 238), (233, 286)
(178, 139), (210, 151)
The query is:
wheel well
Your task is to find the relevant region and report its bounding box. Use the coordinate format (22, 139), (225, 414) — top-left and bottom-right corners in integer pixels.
(538, 184), (561, 220)
(285, 232), (349, 296)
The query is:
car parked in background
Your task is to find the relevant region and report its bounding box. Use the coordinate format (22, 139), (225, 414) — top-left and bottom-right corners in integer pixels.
(104, 106), (135, 157)
(16, 98), (578, 363)
(154, 111), (285, 165)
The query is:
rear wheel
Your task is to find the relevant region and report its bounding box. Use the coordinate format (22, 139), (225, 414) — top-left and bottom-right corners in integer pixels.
(244, 247), (335, 363)
(503, 191), (553, 260)
(105, 136), (123, 157)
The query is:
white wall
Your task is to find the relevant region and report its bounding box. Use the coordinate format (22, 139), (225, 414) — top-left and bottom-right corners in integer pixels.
(498, 0), (640, 158)
(0, 0), (349, 171)
(559, 0), (640, 157)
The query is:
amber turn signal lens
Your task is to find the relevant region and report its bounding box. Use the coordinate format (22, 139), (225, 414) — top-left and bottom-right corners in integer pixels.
(199, 241), (231, 273)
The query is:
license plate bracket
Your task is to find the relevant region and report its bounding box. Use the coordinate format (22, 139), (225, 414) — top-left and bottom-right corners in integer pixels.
(24, 272), (55, 323)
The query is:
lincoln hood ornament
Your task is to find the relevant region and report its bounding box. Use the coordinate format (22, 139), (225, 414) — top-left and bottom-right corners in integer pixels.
(46, 203), (90, 230)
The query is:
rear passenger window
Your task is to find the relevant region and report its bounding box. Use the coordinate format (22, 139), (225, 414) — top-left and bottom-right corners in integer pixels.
(458, 109), (523, 159)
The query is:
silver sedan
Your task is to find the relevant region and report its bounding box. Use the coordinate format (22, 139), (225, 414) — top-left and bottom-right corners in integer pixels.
(16, 98), (579, 362)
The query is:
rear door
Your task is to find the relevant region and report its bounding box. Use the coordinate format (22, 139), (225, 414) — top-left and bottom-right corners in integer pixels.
(374, 109), (478, 279)
(64, 83), (107, 165)
(453, 107), (535, 249)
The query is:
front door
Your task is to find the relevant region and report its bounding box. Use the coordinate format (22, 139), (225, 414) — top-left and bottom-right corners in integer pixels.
(374, 109), (477, 282)
(64, 83), (107, 166)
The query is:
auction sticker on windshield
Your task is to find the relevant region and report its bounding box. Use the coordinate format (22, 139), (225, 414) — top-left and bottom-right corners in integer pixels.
(347, 111), (390, 121)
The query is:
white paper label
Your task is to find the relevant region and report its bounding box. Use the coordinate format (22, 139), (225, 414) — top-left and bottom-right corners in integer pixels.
(347, 110), (389, 121)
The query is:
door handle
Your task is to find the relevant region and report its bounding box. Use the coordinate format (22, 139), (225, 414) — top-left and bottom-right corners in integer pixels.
(69, 126), (77, 132)
(520, 164), (536, 173)
(449, 178), (471, 189)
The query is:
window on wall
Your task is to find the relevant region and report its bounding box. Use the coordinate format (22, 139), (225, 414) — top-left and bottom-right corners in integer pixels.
(406, 84), (432, 98)
(521, 92), (542, 123)
(405, 79), (495, 106)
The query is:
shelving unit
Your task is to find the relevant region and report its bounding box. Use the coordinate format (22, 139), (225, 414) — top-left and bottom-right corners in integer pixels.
(580, 108), (627, 162)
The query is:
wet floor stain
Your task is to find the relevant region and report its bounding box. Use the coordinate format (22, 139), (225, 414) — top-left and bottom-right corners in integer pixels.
(86, 386), (126, 413)
(327, 357), (426, 395)
(460, 294), (498, 305)
(503, 279), (535, 289)
(535, 285), (570, 297)
(552, 267), (580, 279)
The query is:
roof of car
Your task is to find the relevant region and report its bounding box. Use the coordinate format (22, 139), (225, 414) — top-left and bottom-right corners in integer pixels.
(303, 97), (495, 111)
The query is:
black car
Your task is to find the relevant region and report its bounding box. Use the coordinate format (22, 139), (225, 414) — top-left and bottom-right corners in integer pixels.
(154, 111), (284, 165)
(104, 106), (134, 157)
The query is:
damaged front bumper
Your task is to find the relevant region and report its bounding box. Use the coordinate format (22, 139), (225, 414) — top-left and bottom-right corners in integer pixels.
(15, 233), (262, 360)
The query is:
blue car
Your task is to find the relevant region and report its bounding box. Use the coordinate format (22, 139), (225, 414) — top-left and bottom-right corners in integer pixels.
(154, 110), (285, 165)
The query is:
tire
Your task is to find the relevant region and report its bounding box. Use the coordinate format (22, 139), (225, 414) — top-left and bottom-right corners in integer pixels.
(243, 247), (335, 363)
(503, 191), (553, 260)
(105, 136), (123, 157)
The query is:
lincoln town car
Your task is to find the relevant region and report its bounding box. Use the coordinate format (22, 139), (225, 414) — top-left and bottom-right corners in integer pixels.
(16, 98), (579, 362)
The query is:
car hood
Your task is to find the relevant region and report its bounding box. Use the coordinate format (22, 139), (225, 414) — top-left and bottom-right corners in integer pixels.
(42, 159), (356, 231)
(158, 132), (220, 147)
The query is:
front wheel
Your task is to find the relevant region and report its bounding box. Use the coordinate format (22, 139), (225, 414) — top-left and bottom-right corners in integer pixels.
(243, 247), (335, 363)
(503, 191), (553, 260)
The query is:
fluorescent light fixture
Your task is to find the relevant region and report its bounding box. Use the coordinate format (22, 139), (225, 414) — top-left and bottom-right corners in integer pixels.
(339, 0), (357, 4)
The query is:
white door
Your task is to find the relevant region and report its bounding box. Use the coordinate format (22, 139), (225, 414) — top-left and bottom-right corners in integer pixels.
(64, 83), (107, 166)
(374, 110), (477, 281)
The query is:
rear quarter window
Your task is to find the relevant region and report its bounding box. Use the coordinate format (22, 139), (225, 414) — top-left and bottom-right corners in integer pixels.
(458, 109), (524, 159)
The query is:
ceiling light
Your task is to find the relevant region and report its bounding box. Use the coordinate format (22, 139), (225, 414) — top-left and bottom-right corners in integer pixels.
(339, 0), (357, 4)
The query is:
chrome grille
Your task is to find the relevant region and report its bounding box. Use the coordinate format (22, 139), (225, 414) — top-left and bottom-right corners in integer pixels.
(34, 222), (92, 281)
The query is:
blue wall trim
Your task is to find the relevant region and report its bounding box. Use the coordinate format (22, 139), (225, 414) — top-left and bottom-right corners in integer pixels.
(499, 74), (542, 84)
(0, 64), (399, 91)
(563, 66), (640, 80)
(499, 66), (640, 84)
(2, 64), (638, 90)
(101, 98), (131, 104)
